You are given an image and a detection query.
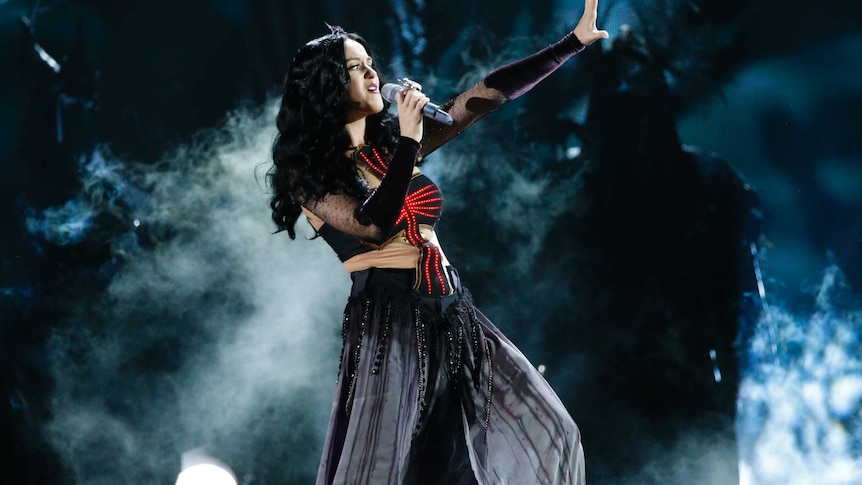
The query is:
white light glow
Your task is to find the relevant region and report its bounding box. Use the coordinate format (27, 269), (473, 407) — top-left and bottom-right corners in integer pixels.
(738, 265), (862, 483)
(34, 44), (61, 73)
(175, 464), (237, 485)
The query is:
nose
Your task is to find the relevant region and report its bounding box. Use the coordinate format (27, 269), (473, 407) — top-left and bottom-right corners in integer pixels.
(364, 66), (376, 79)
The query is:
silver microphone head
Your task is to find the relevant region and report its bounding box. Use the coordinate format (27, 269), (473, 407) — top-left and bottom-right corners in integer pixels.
(380, 83), (403, 104)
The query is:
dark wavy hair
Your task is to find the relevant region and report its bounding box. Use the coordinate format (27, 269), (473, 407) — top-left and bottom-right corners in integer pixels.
(268, 30), (398, 238)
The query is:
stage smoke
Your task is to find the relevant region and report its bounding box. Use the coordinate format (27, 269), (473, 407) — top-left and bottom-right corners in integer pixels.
(39, 102), (346, 483)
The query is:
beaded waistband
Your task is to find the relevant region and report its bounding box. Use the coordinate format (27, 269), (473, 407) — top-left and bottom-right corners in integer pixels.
(349, 266), (464, 314)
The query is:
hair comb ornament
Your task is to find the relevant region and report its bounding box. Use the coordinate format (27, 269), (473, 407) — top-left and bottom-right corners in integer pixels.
(325, 22), (346, 36)
(306, 22), (348, 46)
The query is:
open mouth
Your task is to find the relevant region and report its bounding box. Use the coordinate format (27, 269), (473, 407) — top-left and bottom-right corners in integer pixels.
(367, 83), (379, 93)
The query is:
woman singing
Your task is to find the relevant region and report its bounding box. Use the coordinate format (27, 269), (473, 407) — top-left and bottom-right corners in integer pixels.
(268, 1), (607, 483)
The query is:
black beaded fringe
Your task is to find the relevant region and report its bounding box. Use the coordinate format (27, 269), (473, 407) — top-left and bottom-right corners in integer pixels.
(338, 284), (494, 432)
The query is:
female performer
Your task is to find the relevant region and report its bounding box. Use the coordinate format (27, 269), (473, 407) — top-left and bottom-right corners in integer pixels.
(268, 1), (607, 483)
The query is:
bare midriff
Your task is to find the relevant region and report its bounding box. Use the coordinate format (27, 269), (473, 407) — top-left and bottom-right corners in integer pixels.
(304, 208), (451, 273)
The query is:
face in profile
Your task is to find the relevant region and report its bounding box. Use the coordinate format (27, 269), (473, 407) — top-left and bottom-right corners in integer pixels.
(344, 38), (384, 122)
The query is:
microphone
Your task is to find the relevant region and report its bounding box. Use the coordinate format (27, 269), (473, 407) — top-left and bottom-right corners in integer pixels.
(381, 82), (454, 126)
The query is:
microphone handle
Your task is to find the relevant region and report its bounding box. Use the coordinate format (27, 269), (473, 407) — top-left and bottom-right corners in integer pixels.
(422, 104), (454, 126)
(382, 83), (454, 126)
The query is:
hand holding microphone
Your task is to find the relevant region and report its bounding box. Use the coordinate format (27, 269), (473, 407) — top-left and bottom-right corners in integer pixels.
(394, 85), (428, 142)
(382, 78), (454, 126)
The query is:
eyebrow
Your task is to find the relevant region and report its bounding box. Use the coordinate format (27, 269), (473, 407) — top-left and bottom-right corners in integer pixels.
(345, 56), (371, 63)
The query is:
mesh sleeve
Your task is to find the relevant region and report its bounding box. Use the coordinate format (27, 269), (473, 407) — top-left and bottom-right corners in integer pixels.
(420, 32), (585, 157)
(421, 81), (508, 157)
(304, 192), (385, 241)
(483, 32), (584, 100)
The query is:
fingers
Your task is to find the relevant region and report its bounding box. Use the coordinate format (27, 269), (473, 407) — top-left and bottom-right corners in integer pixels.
(397, 88), (429, 114)
(396, 88), (428, 142)
(574, 0), (607, 45)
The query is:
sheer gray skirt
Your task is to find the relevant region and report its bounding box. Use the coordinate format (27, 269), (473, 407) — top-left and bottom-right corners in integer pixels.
(316, 268), (585, 484)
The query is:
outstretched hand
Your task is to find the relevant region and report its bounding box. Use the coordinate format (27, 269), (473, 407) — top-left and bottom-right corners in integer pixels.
(573, 0), (609, 46)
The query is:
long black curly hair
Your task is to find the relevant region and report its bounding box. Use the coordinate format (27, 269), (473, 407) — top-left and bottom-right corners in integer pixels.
(268, 29), (398, 238)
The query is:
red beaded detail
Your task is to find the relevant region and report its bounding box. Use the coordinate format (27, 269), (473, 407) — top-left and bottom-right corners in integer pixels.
(357, 146), (448, 295)
(397, 182), (445, 295)
(396, 184), (443, 241)
(418, 244), (447, 295)
(357, 147), (388, 177)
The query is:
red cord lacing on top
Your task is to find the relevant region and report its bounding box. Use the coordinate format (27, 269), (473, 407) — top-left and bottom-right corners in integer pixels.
(358, 147), (448, 295)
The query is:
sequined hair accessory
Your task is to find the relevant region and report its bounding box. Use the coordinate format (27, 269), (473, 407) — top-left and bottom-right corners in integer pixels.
(305, 22), (348, 46)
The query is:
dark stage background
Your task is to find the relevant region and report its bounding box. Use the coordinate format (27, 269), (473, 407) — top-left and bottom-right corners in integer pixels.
(2, 0), (861, 483)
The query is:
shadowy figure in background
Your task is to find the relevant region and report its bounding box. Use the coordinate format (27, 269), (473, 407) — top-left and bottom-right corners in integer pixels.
(535, 25), (762, 483)
(17, 15), (99, 208)
(1, 15), (100, 485)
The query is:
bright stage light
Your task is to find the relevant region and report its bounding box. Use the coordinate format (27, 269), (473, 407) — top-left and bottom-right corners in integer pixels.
(175, 450), (237, 485)
(176, 464), (237, 485)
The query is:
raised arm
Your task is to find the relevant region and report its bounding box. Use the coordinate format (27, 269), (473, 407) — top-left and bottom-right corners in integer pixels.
(420, 0), (608, 157)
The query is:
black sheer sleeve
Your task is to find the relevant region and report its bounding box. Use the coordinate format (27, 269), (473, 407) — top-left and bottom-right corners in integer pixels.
(303, 136), (420, 241)
(354, 137), (420, 232)
(421, 32), (585, 157)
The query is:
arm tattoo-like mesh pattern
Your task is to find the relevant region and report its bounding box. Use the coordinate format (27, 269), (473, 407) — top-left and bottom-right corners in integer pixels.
(421, 32), (584, 157)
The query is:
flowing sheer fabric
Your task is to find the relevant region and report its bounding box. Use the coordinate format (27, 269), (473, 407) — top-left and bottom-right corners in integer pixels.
(317, 276), (584, 484)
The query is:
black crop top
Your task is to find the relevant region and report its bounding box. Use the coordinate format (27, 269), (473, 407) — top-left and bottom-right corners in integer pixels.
(318, 145), (450, 295)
